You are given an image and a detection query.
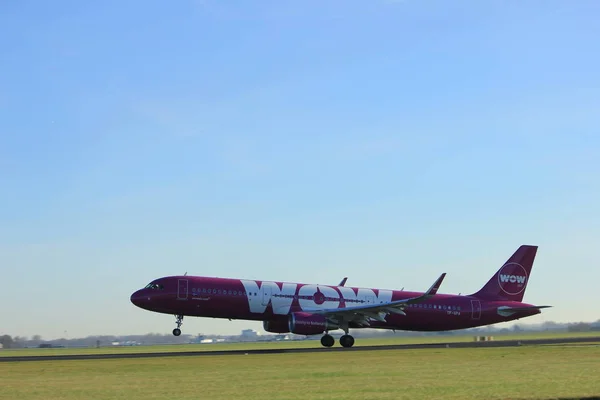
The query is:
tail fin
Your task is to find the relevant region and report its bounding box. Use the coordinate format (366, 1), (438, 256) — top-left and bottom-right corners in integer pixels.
(470, 245), (538, 302)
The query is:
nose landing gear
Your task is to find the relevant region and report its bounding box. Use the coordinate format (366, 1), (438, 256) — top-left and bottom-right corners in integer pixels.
(172, 314), (183, 336)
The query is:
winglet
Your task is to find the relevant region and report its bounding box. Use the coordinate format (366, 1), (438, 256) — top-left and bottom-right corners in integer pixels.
(402, 273), (447, 305)
(338, 277), (348, 287)
(426, 273), (446, 296)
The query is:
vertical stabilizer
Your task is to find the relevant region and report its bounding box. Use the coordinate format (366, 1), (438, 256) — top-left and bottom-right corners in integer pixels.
(470, 245), (538, 302)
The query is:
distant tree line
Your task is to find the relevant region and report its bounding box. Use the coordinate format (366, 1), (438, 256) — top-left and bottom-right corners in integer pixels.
(567, 322), (596, 332)
(0, 335), (14, 348)
(1, 320), (599, 349)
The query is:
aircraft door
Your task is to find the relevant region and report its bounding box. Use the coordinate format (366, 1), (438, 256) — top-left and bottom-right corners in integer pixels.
(471, 300), (481, 320)
(177, 279), (189, 300)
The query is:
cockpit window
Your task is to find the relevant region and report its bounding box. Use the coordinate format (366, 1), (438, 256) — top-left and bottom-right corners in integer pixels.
(144, 282), (164, 290)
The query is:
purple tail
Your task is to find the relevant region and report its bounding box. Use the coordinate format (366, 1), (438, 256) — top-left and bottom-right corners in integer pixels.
(470, 245), (538, 302)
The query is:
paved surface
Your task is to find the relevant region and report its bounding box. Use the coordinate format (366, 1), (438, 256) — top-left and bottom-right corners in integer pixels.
(1, 336), (599, 362)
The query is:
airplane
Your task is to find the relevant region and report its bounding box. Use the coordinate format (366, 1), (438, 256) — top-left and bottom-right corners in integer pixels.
(130, 244), (551, 348)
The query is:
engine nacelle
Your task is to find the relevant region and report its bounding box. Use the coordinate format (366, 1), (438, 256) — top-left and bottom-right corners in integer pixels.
(288, 312), (339, 335)
(263, 319), (290, 333)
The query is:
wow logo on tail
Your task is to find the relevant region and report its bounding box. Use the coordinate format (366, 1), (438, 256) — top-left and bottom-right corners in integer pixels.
(470, 245), (537, 302)
(497, 263), (528, 295)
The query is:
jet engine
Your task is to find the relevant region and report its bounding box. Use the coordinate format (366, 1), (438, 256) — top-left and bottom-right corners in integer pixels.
(288, 312), (339, 335)
(263, 319), (290, 333)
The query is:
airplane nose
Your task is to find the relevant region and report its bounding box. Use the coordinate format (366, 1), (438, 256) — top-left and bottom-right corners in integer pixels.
(130, 290), (146, 308)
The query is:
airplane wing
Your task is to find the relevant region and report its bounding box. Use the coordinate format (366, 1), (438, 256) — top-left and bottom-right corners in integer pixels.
(338, 277), (348, 287)
(305, 273), (446, 326)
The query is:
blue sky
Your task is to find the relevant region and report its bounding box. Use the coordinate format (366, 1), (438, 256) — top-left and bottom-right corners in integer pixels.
(1, 0), (599, 340)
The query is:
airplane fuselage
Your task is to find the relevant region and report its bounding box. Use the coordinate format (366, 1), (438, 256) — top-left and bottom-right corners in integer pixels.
(130, 245), (549, 348)
(130, 276), (540, 332)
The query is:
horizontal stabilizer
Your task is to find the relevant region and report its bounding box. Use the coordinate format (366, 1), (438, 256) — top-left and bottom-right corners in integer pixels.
(497, 305), (552, 317)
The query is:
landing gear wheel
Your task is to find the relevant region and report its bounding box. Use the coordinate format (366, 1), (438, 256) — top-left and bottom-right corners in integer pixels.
(172, 314), (184, 336)
(320, 334), (335, 347)
(340, 334), (355, 348)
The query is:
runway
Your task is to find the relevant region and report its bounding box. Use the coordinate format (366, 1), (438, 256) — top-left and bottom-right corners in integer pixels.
(1, 336), (598, 362)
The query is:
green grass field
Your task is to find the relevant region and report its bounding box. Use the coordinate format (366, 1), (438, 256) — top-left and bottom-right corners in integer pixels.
(1, 344), (599, 400)
(1, 330), (598, 357)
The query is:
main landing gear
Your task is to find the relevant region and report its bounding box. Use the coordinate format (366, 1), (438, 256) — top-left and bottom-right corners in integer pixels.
(339, 334), (355, 348)
(320, 331), (355, 348)
(321, 334), (335, 347)
(172, 314), (183, 336)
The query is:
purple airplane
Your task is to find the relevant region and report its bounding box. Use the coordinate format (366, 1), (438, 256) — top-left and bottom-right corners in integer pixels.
(130, 245), (551, 348)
